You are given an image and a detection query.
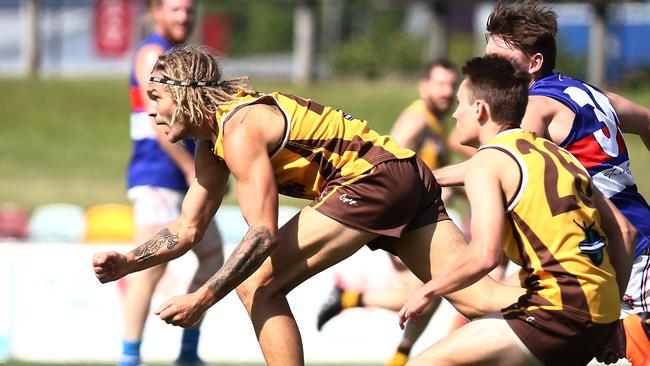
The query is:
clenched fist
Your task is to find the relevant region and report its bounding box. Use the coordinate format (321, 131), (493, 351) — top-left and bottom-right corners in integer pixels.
(92, 251), (129, 283)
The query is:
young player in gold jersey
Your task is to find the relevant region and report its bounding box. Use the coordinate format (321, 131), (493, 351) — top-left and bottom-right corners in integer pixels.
(398, 55), (637, 365)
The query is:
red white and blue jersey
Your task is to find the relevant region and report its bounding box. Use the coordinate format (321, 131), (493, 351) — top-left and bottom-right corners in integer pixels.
(127, 33), (195, 191)
(530, 72), (650, 257)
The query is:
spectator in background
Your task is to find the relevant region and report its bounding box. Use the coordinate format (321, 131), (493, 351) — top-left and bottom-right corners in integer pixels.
(122, 1), (223, 366)
(315, 59), (459, 366)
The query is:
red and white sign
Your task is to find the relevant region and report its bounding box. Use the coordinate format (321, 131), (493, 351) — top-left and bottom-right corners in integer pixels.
(94, 0), (131, 57)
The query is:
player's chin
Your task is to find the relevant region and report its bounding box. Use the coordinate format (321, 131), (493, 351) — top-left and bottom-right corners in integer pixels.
(172, 27), (190, 42)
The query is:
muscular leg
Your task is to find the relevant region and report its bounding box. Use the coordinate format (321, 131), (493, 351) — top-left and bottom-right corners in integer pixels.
(407, 314), (537, 366)
(236, 206), (377, 366)
(379, 264), (440, 366)
(362, 288), (408, 311)
(362, 256), (423, 312)
(394, 219), (525, 319)
(394, 269), (440, 359)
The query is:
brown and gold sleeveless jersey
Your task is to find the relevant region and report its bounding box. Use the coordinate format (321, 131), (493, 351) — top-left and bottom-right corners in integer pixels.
(212, 92), (415, 199)
(481, 129), (620, 324)
(403, 99), (447, 170)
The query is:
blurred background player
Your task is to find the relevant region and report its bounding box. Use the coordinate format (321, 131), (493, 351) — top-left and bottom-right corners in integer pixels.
(391, 59), (456, 178)
(122, 1), (224, 366)
(317, 59), (460, 366)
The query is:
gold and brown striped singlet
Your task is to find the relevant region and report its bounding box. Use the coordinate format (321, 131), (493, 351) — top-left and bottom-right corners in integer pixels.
(212, 92), (415, 200)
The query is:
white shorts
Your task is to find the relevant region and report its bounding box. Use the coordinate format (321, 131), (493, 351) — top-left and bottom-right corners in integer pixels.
(127, 186), (184, 226)
(621, 247), (650, 315)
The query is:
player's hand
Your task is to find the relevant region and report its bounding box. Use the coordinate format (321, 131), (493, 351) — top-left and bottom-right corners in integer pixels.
(155, 292), (206, 328)
(397, 285), (435, 329)
(594, 324), (625, 364)
(92, 251), (129, 283)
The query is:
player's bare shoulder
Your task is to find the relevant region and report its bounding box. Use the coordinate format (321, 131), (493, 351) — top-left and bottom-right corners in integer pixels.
(224, 102), (286, 151)
(524, 95), (575, 142)
(228, 101), (281, 124)
(471, 146), (521, 200)
(527, 95), (563, 119)
(135, 44), (166, 68)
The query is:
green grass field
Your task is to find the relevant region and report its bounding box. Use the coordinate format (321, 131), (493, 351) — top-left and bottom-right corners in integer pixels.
(0, 77), (648, 211)
(0, 77), (418, 210)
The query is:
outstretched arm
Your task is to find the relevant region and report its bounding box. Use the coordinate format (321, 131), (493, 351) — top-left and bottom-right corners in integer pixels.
(201, 105), (280, 303)
(93, 141), (229, 283)
(606, 91), (650, 150)
(399, 150), (510, 327)
(432, 160), (468, 187)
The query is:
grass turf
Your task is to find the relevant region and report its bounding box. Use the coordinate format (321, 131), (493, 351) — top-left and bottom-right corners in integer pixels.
(0, 77), (648, 211)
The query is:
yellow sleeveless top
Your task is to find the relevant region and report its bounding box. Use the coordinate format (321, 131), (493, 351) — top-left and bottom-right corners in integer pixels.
(404, 99), (446, 169)
(482, 129), (619, 323)
(213, 92), (415, 199)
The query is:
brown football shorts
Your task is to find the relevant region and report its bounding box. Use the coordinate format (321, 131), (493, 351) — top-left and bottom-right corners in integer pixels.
(502, 303), (618, 365)
(311, 156), (449, 253)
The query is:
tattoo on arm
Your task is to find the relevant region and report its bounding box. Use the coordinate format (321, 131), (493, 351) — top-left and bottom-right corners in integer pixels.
(133, 228), (179, 262)
(206, 225), (275, 302)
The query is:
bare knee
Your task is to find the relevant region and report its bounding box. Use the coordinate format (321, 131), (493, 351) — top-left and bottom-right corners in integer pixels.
(236, 280), (256, 311)
(446, 296), (494, 320)
(236, 278), (268, 311)
(236, 276), (286, 314)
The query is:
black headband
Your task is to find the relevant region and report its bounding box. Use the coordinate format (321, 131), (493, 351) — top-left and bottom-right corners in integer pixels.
(149, 76), (221, 87)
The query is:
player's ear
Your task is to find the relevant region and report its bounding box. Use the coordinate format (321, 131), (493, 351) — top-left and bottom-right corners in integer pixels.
(476, 100), (489, 123)
(529, 53), (544, 75)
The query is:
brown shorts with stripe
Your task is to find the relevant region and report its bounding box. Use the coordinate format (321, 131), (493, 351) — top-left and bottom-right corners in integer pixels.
(310, 156), (449, 254)
(502, 303), (618, 365)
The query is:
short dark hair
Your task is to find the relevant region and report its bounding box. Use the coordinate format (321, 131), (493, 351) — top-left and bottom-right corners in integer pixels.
(486, 0), (558, 74)
(461, 56), (530, 126)
(420, 59), (456, 80)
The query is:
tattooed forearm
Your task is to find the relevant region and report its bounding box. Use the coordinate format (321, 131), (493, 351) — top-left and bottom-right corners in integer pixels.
(205, 225), (276, 302)
(133, 228), (179, 263)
